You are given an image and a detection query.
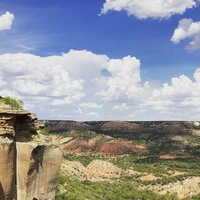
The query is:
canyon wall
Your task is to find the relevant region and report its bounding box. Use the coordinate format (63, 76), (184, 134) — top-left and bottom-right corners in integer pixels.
(45, 120), (200, 155)
(45, 120), (200, 135)
(0, 109), (63, 200)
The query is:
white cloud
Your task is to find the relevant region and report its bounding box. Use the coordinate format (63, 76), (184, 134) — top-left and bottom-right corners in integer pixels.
(61, 49), (109, 80)
(51, 94), (85, 106)
(194, 68), (200, 82)
(113, 103), (128, 111)
(143, 68), (200, 111)
(100, 0), (197, 19)
(171, 18), (200, 50)
(0, 77), (6, 87)
(0, 50), (109, 109)
(0, 54), (84, 102)
(97, 55), (148, 100)
(181, 97), (200, 107)
(0, 11), (14, 30)
(0, 49), (200, 120)
(79, 102), (103, 109)
(13, 80), (46, 96)
(76, 102), (103, 119)
(86, 112), (100, 118)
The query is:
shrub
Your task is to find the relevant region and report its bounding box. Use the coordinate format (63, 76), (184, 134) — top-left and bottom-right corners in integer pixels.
(0, 96), (24, 109)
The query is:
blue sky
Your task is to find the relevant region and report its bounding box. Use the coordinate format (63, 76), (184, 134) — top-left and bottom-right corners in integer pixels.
(0, 0), (200, 121)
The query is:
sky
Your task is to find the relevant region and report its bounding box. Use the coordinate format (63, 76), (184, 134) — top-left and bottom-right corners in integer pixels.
(0, 0), (200, 121)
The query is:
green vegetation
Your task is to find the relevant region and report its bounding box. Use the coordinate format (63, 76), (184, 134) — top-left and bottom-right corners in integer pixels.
(183, 193), (200, 200)
(57, 153), (200, 199)
(0, 96), (24, 109)
(64, 153), (107, 167)
(51, 131), (97, 140)
(64, 153), (200, 178)
(52, 127), (200, 199)
(56, 173), (179, 200)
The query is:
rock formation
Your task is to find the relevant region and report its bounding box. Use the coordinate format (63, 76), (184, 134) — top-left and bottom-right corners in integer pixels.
(0, 108), (63, 200)
(63, 136), (147, 155)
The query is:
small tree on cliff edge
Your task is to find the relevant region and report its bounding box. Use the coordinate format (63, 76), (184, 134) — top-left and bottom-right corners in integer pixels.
(0, 96), (24, 110)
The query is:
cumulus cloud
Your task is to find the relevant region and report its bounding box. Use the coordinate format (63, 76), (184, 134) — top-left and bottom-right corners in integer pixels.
(0, 54), (83, 101)
(97, 55), (149, 100)
(143, 68), (200, 111)
(76, 102), (103, 118)
(86, 112), (100, 118)
(0, 49), (200, 120)
(0, 77), (6, 87)
(79, 102), (103, 109)
(0, 50), (109, 109)
(113, 103), (128, 111)
(51, 94), (85, 106)
(0, 11), (14, 30)
(100, 0), (197, 19)
(171, 18), (200, 50)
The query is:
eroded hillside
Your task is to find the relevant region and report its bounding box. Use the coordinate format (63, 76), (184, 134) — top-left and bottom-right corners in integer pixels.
(45, 120), (200, 155)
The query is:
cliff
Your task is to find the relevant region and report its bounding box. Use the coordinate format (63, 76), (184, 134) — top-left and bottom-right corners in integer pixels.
(0, 108), (63, 200)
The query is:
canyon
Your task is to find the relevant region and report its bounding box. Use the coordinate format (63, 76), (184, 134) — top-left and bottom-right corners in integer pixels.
(46, 120), (200, 199)
(1, 100), (199, 199)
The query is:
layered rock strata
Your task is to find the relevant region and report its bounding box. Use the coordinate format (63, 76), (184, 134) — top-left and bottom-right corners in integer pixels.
(0, 109), (63, 200)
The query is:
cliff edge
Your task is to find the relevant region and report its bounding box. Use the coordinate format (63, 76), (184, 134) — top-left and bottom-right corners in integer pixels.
(0, 106), (63, 200)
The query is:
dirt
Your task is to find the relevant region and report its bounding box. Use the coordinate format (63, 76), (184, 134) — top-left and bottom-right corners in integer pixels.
(62, 136), (148, 155)
(60, 159), (121, 181)
(159, 154), (191, 159)
(139, 174), (158, 181)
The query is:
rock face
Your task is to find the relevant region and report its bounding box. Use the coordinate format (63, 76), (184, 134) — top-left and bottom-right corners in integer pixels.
(0, 141), (15, 200)
(0, 108), (63, 200)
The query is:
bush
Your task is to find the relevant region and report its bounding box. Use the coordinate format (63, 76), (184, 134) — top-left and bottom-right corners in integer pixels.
(55, 173), (179, 200)
(0, 96), (24, 109)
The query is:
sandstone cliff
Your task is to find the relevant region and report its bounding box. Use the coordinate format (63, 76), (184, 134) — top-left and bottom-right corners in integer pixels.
(0, 108), (63, 200)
